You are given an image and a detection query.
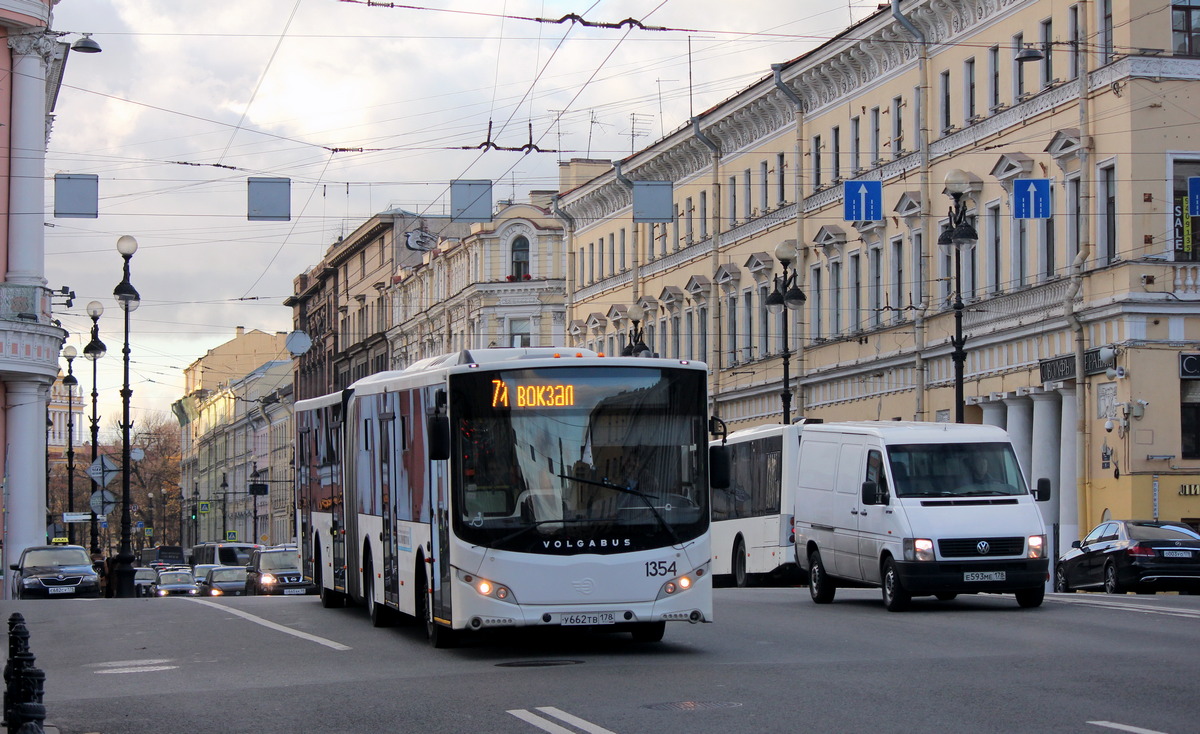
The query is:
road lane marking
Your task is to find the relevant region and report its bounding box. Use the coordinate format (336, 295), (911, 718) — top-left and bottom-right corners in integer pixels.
(1089, 721), (1169, 733)
(189, 598), (351, 650)
(85, 659), (178, 675)
(507, 707), (617, 734)
(1049, 594), (1200, 620)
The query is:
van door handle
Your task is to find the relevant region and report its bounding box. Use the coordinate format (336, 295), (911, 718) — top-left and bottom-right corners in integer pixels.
(850, 509), (859, 515)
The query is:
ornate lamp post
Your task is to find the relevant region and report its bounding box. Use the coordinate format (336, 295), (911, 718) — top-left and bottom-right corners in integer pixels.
(82, 301), (106, 555)
(61, 346), (78, 544)
(938, 169), (979, 424)
(764, 240), (807, 424)
(219, 473), (229, 541)
(191, 483), (199, 546)
(620, 304), (651, 357)
(112, 235), (140, 597)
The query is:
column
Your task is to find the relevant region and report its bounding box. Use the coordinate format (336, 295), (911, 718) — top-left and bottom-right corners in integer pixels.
(1003, 392), (1034, 486)
(1030, 389), (1063, 543)
(1056, 385), (1079, 553)
(979, 399), (1007, 429)
(6, 34), (55, 287)
(4, 382), (48, 589)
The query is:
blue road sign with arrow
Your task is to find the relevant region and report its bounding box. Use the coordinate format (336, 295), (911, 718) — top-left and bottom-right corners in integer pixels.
(1013, 178), (1052, 219)
(843, 180), (883, 222)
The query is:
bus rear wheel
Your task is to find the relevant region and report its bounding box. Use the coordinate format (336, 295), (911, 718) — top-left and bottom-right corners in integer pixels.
(366, 561), (395, 627)
(732, 538), (748, 588)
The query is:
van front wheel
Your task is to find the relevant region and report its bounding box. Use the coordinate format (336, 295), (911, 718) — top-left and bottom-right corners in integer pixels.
(881, 558), (911, 612)
(808, 550), (836, 604)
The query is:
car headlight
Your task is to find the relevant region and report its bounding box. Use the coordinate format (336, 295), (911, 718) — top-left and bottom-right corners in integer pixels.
(903, 538), (936, 562)
(1027, 534), (1046, 559)
(21, 577), (40, 587)
(211, 588), (223, 596)
(188, 589), (198, 595)
(261, 573), (277, 585)
(156, 589), (167, 597)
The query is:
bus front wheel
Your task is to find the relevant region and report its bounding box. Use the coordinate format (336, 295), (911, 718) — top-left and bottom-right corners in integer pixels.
(630, 621), (666, 643)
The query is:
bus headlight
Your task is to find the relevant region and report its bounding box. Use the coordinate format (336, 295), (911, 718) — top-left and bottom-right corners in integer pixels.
(1027, 534), (1046, 559)
(903, 538), (935, 562)
(457, 570), (516, 603)
(655, 563), (707, 600)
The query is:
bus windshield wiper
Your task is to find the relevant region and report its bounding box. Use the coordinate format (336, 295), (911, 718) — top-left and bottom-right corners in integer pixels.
(558, 474), (686, 548)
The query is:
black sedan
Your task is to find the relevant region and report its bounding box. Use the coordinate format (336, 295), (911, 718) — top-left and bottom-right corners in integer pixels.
(1055, 520), (1200, 594)
(149, 570), (200, 597)
(8, 545), (102, 599)
(198, 566), (247, 597)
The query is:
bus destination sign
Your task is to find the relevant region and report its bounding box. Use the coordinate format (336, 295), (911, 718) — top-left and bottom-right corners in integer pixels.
(491, 379), (576, 408)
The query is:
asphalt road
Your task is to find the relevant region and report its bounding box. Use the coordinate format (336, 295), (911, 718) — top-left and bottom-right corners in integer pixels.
(3, 587), (1199, 734)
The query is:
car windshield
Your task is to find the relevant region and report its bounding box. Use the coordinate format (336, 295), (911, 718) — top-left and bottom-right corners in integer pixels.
(159, 572), (193, 584)
(24, 548), (91, 566)
(257, 553), (299, 572)
(134, 569), (156, 581)
(1128, 522), (1200, 541)
(887, 442), (1028, 498)
(209, 568), (246, 582)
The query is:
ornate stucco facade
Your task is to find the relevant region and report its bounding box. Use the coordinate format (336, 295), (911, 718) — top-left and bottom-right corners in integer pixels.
(558, 0), (1200, 553)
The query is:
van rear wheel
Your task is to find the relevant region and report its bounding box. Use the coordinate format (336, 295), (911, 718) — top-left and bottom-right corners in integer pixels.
(808, 550), (836, 604)
(881, 558), (910, 612)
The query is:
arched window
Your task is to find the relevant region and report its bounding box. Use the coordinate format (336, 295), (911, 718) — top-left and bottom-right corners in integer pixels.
(511, 236), (530, 279)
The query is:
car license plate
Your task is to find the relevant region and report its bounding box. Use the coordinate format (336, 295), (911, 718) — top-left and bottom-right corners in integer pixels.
(283, 588), (305, 595)
(964, 571), (1006, 582)
(47, 587), (74, 594)
(1163, 550), (1192, 558)
(560, 612), (616, 626)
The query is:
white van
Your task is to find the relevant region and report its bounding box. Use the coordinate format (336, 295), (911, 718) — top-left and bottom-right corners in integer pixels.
(793, 421), (1051, 611)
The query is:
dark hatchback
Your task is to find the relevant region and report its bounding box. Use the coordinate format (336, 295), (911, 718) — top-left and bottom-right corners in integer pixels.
(198, 566), (247, 597)
(245, 548), (315, 595)
(1056, 520), (1200, 594)
(9, 545), (102, 600)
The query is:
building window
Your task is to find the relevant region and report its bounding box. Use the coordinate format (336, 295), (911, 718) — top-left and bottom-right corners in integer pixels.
(509, 318), (531, 348)
(587, 242), (594, 283)
(742, 290), (753, 362)
(964, 58), (976, 120)
(890, 237), (905, 323)
(988, 46), (1001, 110)
(698, 306), (708, 363)
(1041, 196), (1056, 280)
(831, 126), (841, 181)
(810, 266), (823, 339)
(1040, 18), (1054, 86)
(671, 314), (681, 359)
(870, 107), (881, 164)
(988, 203), (1003, 292)
(758, 284), (770, 356)
(940, 70), (952, 131)
(850, 116), (861, 172)
(777, 152), (787, 204)
(685, 197), (694, 241)
(727, 294), (738, 363)
(1067, 176), (1081, 261)
(849, 253), (862, 331)
(743, 169), (752, 219)
(1069, 5), (1081, 78)
(1175, 1), (1200, 55)
(684, 310), (695, 360)
(891, 96), (904, 157)
(1100, 163), (1117, 263)
(760, 160), (769, 212)
(812, 134), (823, 190)
(729, 175), (738, 225)
(911, 231), (924, 308)
(700, 191), (708, 238)
(1100, 0), (1114, 62)
(829, 261), (842, 334)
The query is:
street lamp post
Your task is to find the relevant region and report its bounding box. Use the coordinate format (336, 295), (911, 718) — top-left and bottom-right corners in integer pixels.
(112, 235), (140, 597)
(620, 304), (651, 357)
(938, 170), (979, 424)
(191, 483), (199, 545)
(83, 301), (105, 556)
(220, 473), (229, 541)
(765, 240), (807, 424)
(61, 346), (78, 545)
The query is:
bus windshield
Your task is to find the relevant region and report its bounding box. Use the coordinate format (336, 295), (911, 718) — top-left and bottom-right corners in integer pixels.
(450, 365), (709, 554)
(886, 442), (1028, 498)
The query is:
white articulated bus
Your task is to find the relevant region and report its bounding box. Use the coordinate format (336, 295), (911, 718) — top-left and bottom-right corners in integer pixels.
(296, 348), (728, 646)
(710, 421), (816, 586)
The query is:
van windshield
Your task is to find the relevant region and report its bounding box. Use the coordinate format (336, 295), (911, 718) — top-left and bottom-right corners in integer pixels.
(886, 442), (1027, 498)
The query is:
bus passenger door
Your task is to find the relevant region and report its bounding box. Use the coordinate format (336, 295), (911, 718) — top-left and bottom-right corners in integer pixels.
(429, 459), (453, 628)
(381, 416), (398, 607)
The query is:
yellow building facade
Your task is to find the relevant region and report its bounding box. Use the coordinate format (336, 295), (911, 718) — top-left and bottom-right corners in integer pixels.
(558, 0), (1200, 552)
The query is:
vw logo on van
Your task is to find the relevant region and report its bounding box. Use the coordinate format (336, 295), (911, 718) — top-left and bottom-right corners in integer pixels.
(976, 541), (991, 555)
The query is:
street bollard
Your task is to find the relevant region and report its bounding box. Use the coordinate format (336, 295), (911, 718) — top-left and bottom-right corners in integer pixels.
(3, 614), (46, 734)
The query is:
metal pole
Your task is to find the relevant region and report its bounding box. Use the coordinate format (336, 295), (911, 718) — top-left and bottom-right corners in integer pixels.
(112, 238), (139, 598)
(64, 356), (76, 545)
(779, 267), (793, 425)
(952, 245), (966, 423)
(88, 353), (100, 555)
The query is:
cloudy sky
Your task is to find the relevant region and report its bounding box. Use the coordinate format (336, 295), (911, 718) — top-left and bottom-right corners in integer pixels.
(45, 0), (874, 435)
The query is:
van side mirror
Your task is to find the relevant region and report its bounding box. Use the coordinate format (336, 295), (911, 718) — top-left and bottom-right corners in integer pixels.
(1071, 540), (1082, 549)
(427, 415), (450, 461)
(1033, 477), (1052, 502)
(709, 445), (731, 490)
(861, 480), (889, 506)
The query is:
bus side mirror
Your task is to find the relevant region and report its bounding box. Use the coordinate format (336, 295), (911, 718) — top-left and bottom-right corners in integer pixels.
(1033, 477), (1052, 502)
(709, 445), (731, 490)
(427, 415), (450, 461)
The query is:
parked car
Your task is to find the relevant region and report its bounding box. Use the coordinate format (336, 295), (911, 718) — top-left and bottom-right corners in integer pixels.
(9, 545), (102, 600)
(133, 567), (158, 597)
(198, 566), (247, 596)
(245, 547), (315, 595)
(1056, 520), (1200, 594)
(150, 569), (200, 597)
